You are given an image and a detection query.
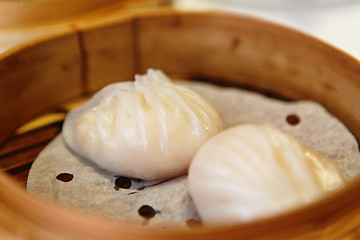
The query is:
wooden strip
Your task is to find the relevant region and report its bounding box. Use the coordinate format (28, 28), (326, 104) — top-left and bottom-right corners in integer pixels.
(73, 26), (89, 95)
(0, 143), (48, 172)
(0, 121), (62, 157)
(0, 120), (63, 188)
(6, 164), (32, 187)
(0, 89), (84, 187)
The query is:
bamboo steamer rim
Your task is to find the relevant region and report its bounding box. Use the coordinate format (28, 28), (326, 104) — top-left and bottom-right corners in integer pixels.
(1, 8), (360, 239)
(0, 0), (158, 29)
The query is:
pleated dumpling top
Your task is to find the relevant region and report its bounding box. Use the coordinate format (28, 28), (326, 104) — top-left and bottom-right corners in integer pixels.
(63, 69), (223, 180)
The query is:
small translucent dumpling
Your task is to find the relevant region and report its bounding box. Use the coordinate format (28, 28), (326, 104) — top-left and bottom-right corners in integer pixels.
(188, 124), (345, 226)
(62, 69), (222, 181)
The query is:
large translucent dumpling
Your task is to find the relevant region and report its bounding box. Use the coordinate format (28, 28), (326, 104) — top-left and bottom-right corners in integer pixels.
(188, 124), (345, 226)
(62, 69), (223, 181)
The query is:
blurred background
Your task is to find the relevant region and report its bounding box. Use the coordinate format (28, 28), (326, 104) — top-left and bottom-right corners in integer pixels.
(0, 0), (359, 60)
(173, 0), (360, 60)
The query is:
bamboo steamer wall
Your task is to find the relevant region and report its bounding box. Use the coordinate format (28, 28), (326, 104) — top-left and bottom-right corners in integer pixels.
(1, 9), (360, 239)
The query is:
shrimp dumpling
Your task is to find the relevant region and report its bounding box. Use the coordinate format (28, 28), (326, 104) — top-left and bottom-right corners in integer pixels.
(188, 124), (345, 225)
(62, 69), (222, 181)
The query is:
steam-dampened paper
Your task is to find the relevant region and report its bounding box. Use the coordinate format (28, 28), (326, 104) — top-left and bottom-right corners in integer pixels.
(27, 81), (360, 228)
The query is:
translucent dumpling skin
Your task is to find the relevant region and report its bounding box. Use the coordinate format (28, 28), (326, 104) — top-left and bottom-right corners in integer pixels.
(62, 69), (223, 180)
(188, 124), (345, 226)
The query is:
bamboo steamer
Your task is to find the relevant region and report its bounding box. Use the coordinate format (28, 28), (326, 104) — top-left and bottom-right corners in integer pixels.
(0, 0), (169, 53)
(1, 9), (360, 240)
(0, 0), (169, 28)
